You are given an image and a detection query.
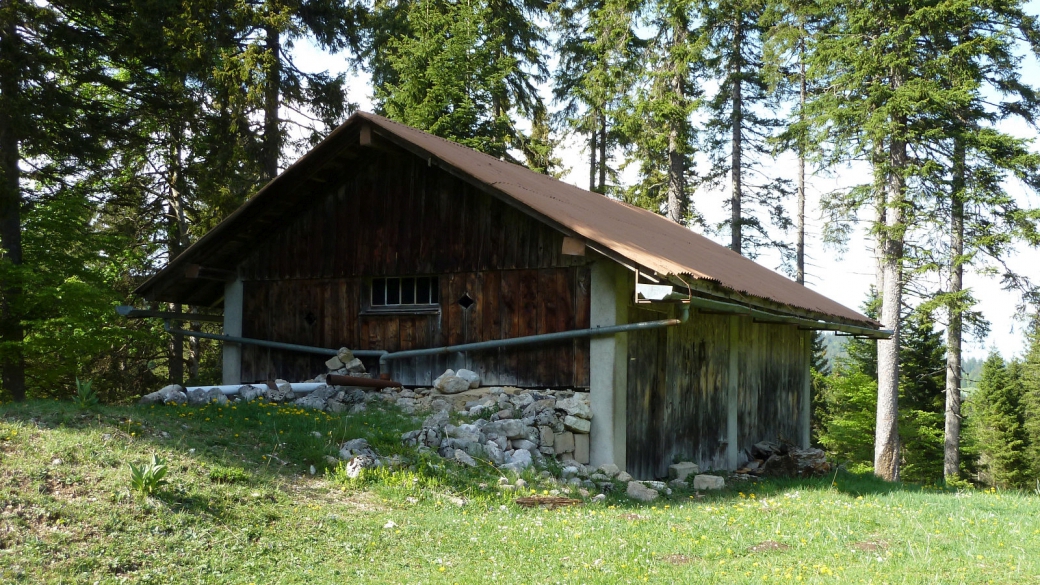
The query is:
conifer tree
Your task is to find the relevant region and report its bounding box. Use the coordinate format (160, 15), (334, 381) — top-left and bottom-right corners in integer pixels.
(966, 352), (1029, 488)
(368, 0), (550, 160)
(621, 0), (698, 222)
(1021, 319), (1040, 480)
(553, 0), (642, 193)
(806, 0), (969, 480)
(0, 0), (124, 400)
(693, 0), (792, 258)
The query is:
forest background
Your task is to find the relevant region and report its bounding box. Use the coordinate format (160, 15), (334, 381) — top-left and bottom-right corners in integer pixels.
(3, 0), (1040, 487)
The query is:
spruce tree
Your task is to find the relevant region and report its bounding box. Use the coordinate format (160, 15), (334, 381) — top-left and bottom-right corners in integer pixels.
(692, 0), (792, 259)
(897, 310), (946, 483)
(0, 0), (124, 400)
(1021, 319), (1040, 481)
(966, 352), (1029, 488)
(369, 0), (550, 160)
(806, 0), (971, 480)
(621, 0), (699, 222)
(553, 0), (642, 193)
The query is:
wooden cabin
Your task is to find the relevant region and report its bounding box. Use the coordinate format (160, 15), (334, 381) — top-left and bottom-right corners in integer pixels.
(136, 112), (884, 479)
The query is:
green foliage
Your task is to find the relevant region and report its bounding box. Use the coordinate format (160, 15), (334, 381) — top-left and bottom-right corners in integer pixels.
(552, 0), (642, 193)
(965, 353), (1030, 488)
(208, 465), (250, 484)
(73, 378), (99, 410)
(810, 331), (829, 376)
(816, 365), (876, 470)
(129, 454), (170, 495)
(816, 301), (947, 484)
(1018, 320), (1040, 480)
(369, 0), (550, 163)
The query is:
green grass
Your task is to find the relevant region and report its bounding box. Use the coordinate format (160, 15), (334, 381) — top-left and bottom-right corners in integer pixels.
(1, 399), (1039, 584)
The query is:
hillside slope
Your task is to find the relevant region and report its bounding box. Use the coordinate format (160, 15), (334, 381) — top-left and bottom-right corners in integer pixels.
(1, 400), (1039, 584)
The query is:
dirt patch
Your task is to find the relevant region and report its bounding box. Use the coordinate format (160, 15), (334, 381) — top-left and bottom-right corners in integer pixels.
(660, 553), (694, 565)
(749, 540), (790, 553)
(852, 540), (889, 552)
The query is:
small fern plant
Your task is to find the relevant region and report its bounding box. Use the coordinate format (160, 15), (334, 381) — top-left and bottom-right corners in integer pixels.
(73, 378), (99, 409)
(129, 454), (169, 495)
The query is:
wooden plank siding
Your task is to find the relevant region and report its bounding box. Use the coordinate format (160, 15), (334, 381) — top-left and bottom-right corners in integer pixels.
(237, 148), (591, 387)
(625, 310), (808, 480)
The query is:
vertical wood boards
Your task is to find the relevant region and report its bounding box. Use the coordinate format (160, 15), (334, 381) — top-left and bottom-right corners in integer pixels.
(625, 306), (669, 481)
(624, 309), (808, 480)
(233, 148), (594, 387)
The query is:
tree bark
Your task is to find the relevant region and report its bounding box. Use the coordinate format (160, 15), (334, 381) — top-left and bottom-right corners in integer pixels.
(263, 24), (281, 180)
(598, 115), (607, 192)
(666, 22), (686, 225)
(795, 37), (806, 285)
(0, 12), (27, 401)
(944, 137), (965, 480)
(729, 16), (743, 255)
(166, 122), (190, 385)
(589, 111), (598, 192)
(875, 127), (906, 482)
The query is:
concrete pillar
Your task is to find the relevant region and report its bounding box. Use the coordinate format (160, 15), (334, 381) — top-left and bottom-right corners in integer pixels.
(222, 277), (243, 385)
(801, 330), (812, 448)
(726, 316), (740, 470)
(589, 260), (628, 470)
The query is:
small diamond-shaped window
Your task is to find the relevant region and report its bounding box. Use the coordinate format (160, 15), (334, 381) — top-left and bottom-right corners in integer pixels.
(457, 293), (475, 309)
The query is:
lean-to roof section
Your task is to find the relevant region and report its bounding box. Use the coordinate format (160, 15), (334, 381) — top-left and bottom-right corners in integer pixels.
(360, 113), (874, 326)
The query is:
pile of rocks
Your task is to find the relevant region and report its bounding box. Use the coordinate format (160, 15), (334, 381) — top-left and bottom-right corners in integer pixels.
(738, 440), (831, 478)
(400, 381), (594, 471)
(322, 348), (369, 377)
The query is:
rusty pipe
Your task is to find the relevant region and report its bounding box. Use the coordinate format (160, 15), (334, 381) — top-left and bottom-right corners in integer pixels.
(326, 374), (402, 389)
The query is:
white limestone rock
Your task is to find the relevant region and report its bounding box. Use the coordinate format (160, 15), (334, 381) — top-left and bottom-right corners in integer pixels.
(668, 461), (699, 482)
(455, 368), (481, 389)
(692, 474), (725, 490)
(555, 396), (592, 420)
(626, 481), (658, 502)
(563, 415), (591, 434)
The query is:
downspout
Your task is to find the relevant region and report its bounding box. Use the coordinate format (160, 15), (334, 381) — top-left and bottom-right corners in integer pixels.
(376, 306), (690, 371)
(162, 322), (388, 359)
(156, 308), (691, 378)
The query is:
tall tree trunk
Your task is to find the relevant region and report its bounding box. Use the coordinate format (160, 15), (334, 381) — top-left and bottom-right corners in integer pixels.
(589, 112), (598, 192)
(598, 115), (607, 192)
(944, 137), (966, 480)
(876, 126), (906, 482)
(729, 16), (744, 254)
(0, 13), (27, 401)
(666, 22), (686, 224)
(166, 124), (190, 385)
(795, 37), (806, 285)
(263, 24), (281, 180)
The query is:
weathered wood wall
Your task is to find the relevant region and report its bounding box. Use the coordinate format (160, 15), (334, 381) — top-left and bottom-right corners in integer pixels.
(237, 147), (591, 387)
(626, 309), (807, 479)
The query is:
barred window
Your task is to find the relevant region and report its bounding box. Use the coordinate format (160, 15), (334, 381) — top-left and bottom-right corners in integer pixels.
(371, 276), (439, 307)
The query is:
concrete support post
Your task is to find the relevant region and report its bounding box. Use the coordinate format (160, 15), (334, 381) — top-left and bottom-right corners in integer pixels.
(589, 260), (628, 470)
(726, 316), (740, 470)
(801, 330), (812, 448)
(222, 277), (243, 385)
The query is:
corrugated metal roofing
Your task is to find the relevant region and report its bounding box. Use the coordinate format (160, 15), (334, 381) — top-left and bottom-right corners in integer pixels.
(136, 111), (876, 327)
(359, 113), (874, 326)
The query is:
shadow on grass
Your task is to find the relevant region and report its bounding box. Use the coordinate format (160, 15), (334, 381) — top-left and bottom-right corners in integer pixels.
(0, 400), (963, 512)
(0, 398), (422, 489)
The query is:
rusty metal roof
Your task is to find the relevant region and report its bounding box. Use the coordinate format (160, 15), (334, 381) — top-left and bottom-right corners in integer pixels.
(136, 111), (876, 328)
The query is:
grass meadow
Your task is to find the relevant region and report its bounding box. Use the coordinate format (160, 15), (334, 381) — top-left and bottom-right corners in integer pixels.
(1, 399), (1038, 584)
